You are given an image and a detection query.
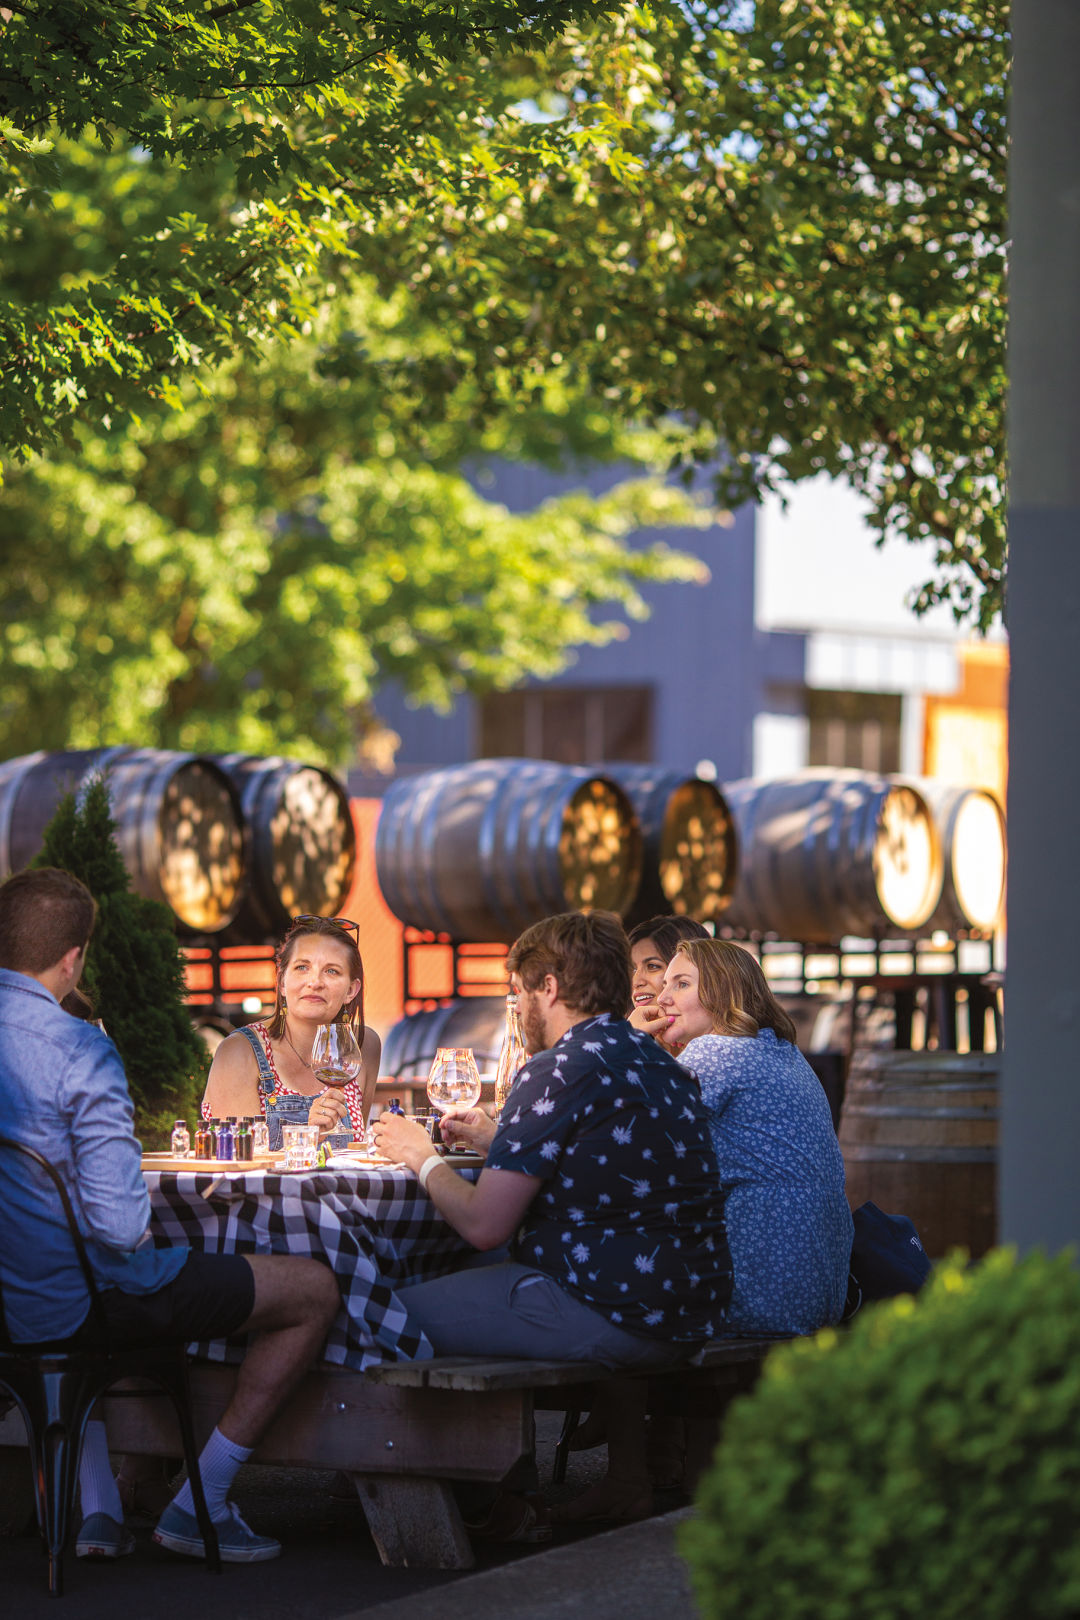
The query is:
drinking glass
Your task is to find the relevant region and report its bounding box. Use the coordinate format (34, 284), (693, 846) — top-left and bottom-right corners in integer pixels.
(310, 1022), (364, 1089)
(426, 1048), (483, 1119)
(282, 1123), (319, 1171)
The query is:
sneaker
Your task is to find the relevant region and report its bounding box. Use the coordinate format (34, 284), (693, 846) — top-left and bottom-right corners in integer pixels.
(153, 1500), (281, 1564)
(75, 1513), (136, 1560)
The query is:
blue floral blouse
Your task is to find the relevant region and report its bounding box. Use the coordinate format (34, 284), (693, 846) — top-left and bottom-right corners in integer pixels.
(678, 1029), (854, 1335)
(487, 1014), (732, 1342)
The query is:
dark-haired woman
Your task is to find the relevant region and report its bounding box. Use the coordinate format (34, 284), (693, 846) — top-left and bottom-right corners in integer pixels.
(626, 914), (710, 1036)
(657, 938), (852, 1335)
(201, 917), (380, 1150)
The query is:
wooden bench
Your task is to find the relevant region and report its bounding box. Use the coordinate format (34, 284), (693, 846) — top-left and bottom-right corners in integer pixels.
(0, 1338), (786, 1570)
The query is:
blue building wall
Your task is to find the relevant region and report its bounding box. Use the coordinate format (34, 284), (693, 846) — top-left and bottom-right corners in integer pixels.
(370, 461), (766, 781)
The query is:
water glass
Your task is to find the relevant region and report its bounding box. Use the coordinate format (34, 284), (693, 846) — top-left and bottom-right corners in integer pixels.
(282, 1123), (320, 1171)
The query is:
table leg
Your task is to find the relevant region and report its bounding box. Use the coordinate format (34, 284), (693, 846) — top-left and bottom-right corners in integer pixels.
(348, 1472), (475, 1569)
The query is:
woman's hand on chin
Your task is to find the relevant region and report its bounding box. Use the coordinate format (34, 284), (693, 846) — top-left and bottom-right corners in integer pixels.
(629, 1001), (677, 1041)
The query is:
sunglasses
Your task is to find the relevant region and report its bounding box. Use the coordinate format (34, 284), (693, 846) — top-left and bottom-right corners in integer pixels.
(292, 914), (360, 939)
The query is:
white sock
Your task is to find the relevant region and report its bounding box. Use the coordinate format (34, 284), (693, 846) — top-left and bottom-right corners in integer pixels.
(170, 1427), (252, 1523)
(78, 1420), (124, 1523)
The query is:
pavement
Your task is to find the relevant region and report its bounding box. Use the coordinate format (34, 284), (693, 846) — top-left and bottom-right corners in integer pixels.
(0, 1413), (702, 1620)
(351, 1509), (698, 1620)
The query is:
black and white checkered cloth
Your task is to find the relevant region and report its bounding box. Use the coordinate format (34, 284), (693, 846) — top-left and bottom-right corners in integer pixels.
(145, 1168), (475, 1368)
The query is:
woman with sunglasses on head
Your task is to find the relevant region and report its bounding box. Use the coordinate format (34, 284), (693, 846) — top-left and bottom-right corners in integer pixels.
(201, 916), (380, 1151)
(655, 937), (852, 1336)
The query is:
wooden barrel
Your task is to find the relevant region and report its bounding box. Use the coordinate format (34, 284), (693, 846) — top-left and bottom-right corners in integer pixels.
(721, 770), (943, 941)
(895, 778), (1006, 935)
(213, 754), (357, 937)
(838, 1051), (998, 1258)
(375, 759), (643, 943)
(381, 998), (507, 1080)
(603, 765), (736, 926)
(0, 748), (245, 933)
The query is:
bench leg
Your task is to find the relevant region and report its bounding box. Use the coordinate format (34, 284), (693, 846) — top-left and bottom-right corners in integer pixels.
(349, 1473), (475, 1570)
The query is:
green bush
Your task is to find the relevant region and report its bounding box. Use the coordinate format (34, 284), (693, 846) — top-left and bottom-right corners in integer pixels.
(681, 1250), (1080, 1620)
(33, 776), (208, 1147)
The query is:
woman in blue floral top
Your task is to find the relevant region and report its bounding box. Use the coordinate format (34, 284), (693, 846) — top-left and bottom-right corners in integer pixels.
(656, 938), (853, 1336)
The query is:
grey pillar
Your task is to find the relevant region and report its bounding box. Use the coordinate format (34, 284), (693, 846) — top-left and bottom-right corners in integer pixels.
(1003, 1), (1080, 1247)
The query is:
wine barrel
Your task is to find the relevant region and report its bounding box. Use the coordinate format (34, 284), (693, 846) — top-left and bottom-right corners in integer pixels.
(213, 755), (357, 937)
(895, 778), (1006, 935)
(603, 765), (736, 926)
(381, 998), (507, 1081)
(721, 770), (943, 941)
(0, 748), (245, 933)
(375, 759), (643, 943)
(838, 1051), (998, 1258)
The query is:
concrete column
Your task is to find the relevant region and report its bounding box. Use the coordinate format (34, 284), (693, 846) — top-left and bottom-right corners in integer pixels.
(1002, 1), (1080, 1246)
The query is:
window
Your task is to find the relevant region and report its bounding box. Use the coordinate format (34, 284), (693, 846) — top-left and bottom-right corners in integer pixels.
(477, 686), (653, 764)
(807, 689), (903, 774)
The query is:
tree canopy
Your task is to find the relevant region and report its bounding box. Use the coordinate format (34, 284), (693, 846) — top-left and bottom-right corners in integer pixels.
(380, 0), (1008, 627)
(0, 0), (629, 457)
(0, 281), (711, 763)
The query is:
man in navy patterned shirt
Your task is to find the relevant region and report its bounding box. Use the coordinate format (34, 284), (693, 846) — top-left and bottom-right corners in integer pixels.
(374, 911), (732, 1362)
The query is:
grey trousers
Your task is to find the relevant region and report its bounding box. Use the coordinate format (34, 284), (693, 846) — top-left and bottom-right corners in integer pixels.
(397, 1261), (674, 1371)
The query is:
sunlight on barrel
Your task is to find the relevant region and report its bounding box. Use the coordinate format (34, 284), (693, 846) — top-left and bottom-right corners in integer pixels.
(895, 778), (1006, 935)
(214, 755), (356, 935)
(723, 771), (943, 941)
(376, 760), (643, 942)
(605, 766), (736, 925)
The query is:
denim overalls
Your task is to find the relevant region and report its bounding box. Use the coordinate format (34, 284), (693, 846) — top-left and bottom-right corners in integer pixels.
(239, 1025), (354, 1153)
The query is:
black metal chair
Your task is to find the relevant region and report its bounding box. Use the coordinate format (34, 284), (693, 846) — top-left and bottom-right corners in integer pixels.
(0, 1135), (221, 1595)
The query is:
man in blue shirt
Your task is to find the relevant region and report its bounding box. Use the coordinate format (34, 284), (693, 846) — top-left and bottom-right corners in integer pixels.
(374, 909), (732, 1529)
(0, 868), (340, 1564)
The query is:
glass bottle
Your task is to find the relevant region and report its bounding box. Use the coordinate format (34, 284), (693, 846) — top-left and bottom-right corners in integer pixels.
(251, 1115), (270, 1156)
(194, 1119), (213, 1161)
(171, 1118), (191, 1158)
(494, 993), (527, 1116)
(234, 1116), (253, 1161)
(217, 1118), (234, 1161)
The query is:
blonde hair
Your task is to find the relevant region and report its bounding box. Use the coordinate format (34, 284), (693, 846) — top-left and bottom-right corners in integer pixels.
(267, 918), (365, 1045)
(671, 938), (797, 1044)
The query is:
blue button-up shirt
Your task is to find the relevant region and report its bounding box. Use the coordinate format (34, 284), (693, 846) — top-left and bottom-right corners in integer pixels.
(0, 967), (187, 1342)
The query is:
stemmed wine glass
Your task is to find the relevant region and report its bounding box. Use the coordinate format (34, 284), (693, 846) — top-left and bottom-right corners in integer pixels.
(426, 1048), (483, 1133)
(310, 1022), (364, 1089)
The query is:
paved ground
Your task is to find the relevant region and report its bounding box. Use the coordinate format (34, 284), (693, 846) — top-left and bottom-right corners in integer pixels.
(0, 1413), (700, 1619)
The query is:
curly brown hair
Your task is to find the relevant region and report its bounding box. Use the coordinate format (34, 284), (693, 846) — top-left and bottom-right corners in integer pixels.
(266, 917), (365, 1046)
(671, 938), (797, 1044)
(507, 910), (631, 1019)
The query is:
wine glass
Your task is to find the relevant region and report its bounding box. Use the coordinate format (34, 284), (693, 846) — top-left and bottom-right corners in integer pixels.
(426, 1047), (483, 1124)
(310, 1022), (364, 1089)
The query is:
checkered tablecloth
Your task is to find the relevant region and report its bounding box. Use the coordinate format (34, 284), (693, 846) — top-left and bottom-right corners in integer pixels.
(144, 1167), (476, 1369)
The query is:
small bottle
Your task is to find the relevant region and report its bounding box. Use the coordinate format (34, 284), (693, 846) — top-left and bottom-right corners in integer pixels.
(194, 1119), (213, 1161)
(388, 1098), (405, 1116)
(217, 1118), (234, 1161)
(251, 1115), (270, 1156)
(494, 992), (527, 1115)
(235, 1117), (253, 1162)
(171, 1118), (191, 1158)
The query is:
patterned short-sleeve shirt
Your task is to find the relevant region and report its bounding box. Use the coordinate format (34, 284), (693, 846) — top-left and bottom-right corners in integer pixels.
(486, 1014), (732, 1342)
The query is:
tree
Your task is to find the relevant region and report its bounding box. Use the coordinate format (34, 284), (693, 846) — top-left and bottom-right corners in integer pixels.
(377, 0), (1008, 627)
(0, 281), (713, 763)
(0, 0), (630, 459)
(32, 776), (208, 1146)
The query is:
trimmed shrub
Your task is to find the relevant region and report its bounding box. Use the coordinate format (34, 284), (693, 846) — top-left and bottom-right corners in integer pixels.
(681, 1249), (1080, 1620)
(33, 775), (208, 1146)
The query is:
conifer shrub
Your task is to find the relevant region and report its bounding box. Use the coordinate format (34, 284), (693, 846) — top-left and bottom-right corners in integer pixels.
(33, 776), (208, 1146)
(681, 1249), (1080, 1620)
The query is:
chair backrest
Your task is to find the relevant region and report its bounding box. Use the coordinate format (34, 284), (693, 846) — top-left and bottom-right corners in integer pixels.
(0, 1134), (108, 1349)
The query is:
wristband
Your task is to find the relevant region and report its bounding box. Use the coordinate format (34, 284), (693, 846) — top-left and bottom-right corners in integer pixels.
(417, 1154), (445, 1191)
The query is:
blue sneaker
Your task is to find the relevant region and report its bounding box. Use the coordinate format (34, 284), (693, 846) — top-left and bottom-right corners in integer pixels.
(75, 1512), (136, 1559)
(153, 1500), (281, 1563)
